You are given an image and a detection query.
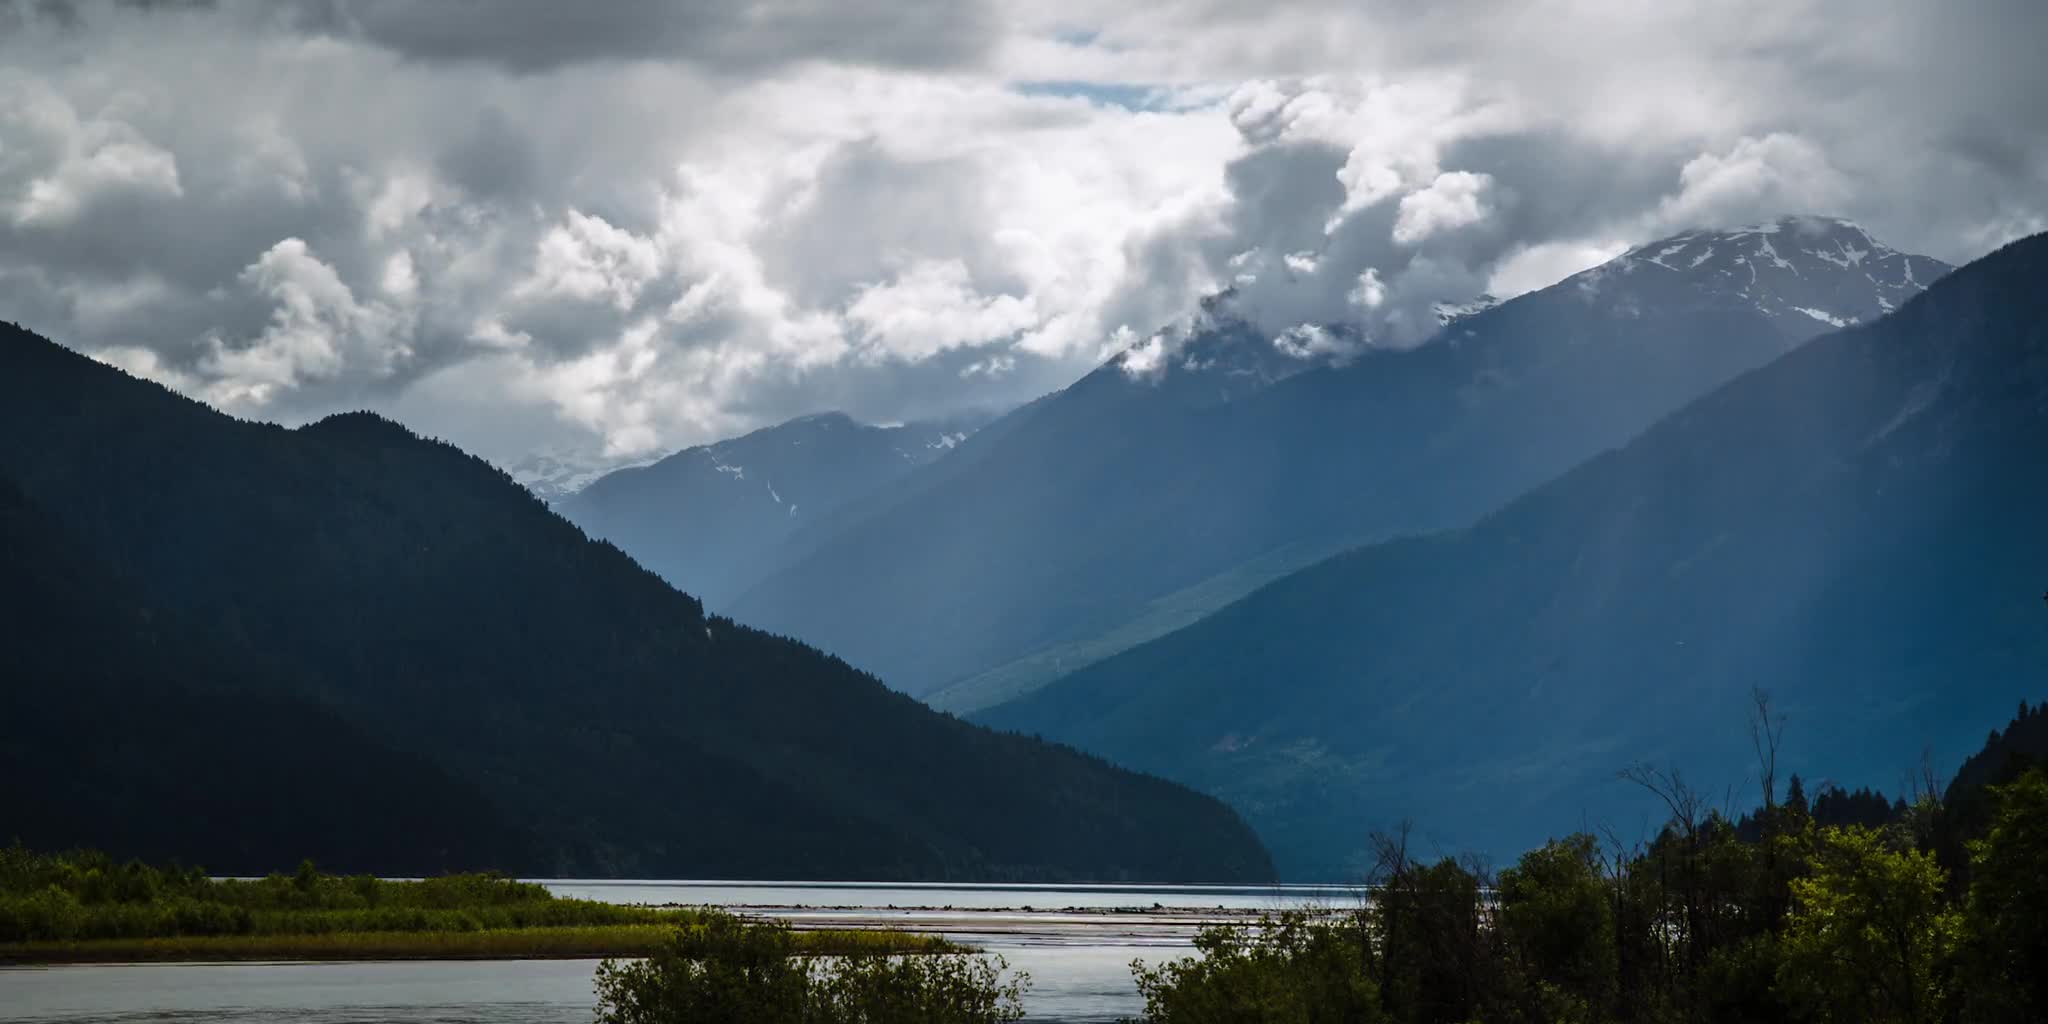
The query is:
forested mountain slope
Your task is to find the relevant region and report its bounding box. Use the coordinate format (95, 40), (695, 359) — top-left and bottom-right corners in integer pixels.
(0, 475), (536, 874)
(0, 323), (1273, 882)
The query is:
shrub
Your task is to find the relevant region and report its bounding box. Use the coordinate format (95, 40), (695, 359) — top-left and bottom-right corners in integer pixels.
(595, 911), (1025, 1024)
(1130, 912), (1379, 1024)
(812, 949), (1026, 1024)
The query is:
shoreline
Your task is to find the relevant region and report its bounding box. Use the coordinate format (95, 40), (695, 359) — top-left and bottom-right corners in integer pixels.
(0, 899), (1309, 967)
(0, 923), (964, 967)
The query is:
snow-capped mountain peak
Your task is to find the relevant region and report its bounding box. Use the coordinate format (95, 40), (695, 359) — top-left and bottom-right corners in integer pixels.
(1101, 217), (1948, 413)
(1588, 215), (1950, 327)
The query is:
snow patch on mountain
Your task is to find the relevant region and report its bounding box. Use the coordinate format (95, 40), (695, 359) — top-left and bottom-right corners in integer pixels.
(507, 446), (666, 504)
(1793, 307), (1854, 328)
(1102, 217), (1946, 410)
(1600, 216), (1950, 328)
(1432, 294), (1502, 326)
(1645, 243), (1690, 268)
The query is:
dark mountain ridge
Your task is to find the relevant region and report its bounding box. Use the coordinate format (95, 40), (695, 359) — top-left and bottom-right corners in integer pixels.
(0, 322), (1273, 882)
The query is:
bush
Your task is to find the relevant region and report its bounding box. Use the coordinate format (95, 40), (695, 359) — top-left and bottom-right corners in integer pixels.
(1130, 912), (1379, 1024)
(813, 949), (1027, 1024)
(595, 911), (1026, 1024)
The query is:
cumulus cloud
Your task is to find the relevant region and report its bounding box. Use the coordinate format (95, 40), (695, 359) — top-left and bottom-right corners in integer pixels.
(1656, 133), (1852, 232)
(0, 72), (184, 228)
(1393, 171), (1494, 244)
(1130, 77), (1525, 352)
(843, 260), (1036, 362)
(201, 237), (413, 407)
(517, 211), (664, 312)
(0, 0), (2041, 466)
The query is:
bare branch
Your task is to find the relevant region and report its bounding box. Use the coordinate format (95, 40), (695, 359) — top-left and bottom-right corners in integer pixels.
(1907, 746), (1948, 810)
(1619, 761), (1705, 837)
(1748, 686), (1785, 811)
(1366, 821), (1415, 888)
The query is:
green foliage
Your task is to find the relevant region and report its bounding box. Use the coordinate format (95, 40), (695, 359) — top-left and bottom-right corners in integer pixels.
(0, 845), (662, 945)
(811, 947), (1028, 1024)
(1778, 827), (1958, 1024)
(1371, 855), (1493, 1024)
(1131, 912), (1379, 1024)
(1495, 835), (1616, 1019)
(595, 911), (1025, 1024)
(1956, 768), (2048, 1022)
(1122, 841), (1608, 1024)
(596, 913), (815, 1023)
(1128, 704), (2048, 1024)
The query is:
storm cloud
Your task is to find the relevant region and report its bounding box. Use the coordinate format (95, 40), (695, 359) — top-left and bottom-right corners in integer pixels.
(0, 0), (2042, 464)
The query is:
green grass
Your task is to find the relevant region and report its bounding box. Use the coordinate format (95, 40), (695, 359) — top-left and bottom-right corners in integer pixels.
(0, 847), (962, 964)
(0, 922), (965, 964)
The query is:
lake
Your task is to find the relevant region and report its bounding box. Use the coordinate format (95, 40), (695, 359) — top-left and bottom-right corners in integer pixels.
(0, 880), (1367, 1023)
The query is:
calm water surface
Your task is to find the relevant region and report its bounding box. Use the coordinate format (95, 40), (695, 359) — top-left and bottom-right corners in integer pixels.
(0, 881), (1367, 1023)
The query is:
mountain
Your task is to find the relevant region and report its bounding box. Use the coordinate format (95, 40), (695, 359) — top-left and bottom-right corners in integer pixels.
(0, 322), (1274, 883)
(731, 217), (1950, 700)
(981, 232), (2048, 879)
(0, 474), (537, 875)
(559, 411), (987, 607)
(506, 446), (665, 505)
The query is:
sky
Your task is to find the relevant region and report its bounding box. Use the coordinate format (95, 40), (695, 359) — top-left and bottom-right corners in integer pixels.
(2, 0), (2044, 466)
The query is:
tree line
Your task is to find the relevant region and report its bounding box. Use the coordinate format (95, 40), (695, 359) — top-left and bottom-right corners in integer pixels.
(1128, 694), (2048, 1024)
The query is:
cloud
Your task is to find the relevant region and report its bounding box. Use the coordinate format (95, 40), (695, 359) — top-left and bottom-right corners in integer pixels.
(1393, 171), (1494, 244)
(1347, 268), (1386, 309)
(299, 0), (1000, 75)
(843, 260), (1036, 362)
(0, 0), (2040, 466)
(0, 72), (184, 228)
(517, 211), (664, 312)
(1125, 77), (1523, 351)
(199, 237), (412, 407)
(1656, 133), (1852, 232)
(1485, 239), (1628, 298)
(1272, 322), (1354, 362)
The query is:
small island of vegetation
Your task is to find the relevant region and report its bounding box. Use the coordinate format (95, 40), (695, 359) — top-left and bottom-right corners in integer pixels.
(0, 846), (956, 964)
